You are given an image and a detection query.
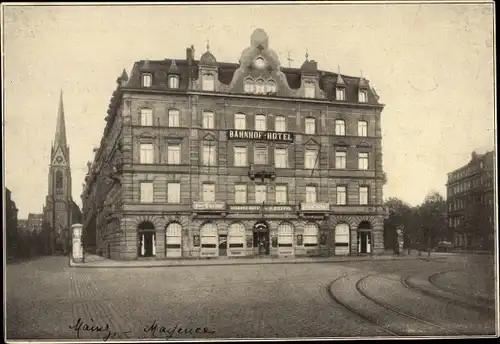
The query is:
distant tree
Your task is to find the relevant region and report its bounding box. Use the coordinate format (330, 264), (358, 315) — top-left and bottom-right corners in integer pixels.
(383, 197), (413, 250)
(418, 190), (447, 251)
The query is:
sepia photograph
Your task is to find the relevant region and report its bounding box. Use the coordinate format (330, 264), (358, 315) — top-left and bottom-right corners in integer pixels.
(3, 1), (498, 341)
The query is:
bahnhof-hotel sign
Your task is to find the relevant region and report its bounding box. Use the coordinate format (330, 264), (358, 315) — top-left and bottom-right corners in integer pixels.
(227, 130), (294, 143)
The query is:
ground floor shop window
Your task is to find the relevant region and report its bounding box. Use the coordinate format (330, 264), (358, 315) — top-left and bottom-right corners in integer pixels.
(165, 223), (182, 258)
(303, 223), (318, 247)
(334, 223), (350, 255)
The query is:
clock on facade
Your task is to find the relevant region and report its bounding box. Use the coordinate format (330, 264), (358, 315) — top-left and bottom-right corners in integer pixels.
(254, 57), (267, 69)
(56, 156), (63, 163)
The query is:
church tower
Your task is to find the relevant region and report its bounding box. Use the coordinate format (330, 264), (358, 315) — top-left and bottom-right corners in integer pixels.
(44, 90), (73, 254)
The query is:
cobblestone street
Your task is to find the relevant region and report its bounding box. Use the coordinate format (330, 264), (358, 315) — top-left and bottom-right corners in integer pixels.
(6, 254), (497, 340)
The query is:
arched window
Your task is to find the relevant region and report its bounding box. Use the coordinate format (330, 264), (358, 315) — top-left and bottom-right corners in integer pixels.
(165, 223), (182, 258)
(234, 112), (246, 130)
(255, 114), (266, 131)
(335, 223), (350, 255)
(304, 223), (318, 247)
(202, 74), (215, 91)
(228, 223), (245, 250)
(357, 120), (368, 137)
(266, 80), (277, 94)
(55, 171), (63, 189)
(142, 73), (152, 87)
(137, 221), (156, 258)
(244, 78), (255, 93)
(278, 223), (293, 248)
(200, 223), (218, 255)
(305, 117), (316, 135)
(335, 119), (346, 136)
(140, 108), (153, 126)
(168, 75), (180, 89)
(255, 79), (265, 94)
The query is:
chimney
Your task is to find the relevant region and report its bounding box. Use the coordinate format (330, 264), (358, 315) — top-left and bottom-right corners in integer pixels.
(186, 47), (192, 63)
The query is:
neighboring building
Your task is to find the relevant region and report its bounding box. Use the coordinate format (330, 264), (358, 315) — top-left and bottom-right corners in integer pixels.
(82, 28), (387, 261)
(5, 187), (20, 258)
(26, 213), (44, 234)
(43, 91), (81, 254)
(446, 150), (495, 250)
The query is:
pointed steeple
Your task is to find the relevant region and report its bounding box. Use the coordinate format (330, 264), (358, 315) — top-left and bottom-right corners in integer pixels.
(54, 90), (67, 149)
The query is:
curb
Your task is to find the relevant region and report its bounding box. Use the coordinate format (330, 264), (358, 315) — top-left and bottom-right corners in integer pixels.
(68, 256), (448, 269)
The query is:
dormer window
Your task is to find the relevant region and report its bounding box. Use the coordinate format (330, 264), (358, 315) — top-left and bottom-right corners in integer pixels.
(255, 79), (265, 94)
(244, 78), (255, 93)
(168, 75), (180, 89)
(142, 73), (152, 88)
(359, 90), (368, 103)
(304, 81), (315, 98)
(202, 74), (215, 91)
(336, 87), (345, 101)
(266, 80), (277, 94)
(254, 57), (267, 69)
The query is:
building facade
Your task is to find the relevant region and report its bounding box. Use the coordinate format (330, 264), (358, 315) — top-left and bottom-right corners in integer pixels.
(5, 187), (20, 258)
(43, 91), (80, 254)
(446, 150), (495, 251)
(82, 29), (387, 261)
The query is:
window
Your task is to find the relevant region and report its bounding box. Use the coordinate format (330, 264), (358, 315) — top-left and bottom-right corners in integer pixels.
(358, 152), (369, 170)
(255, 79), (265, 94)
(200, 223), (218, 249)
(234, 113), (246, 129)
(334, 223), (350, 255)
(359, 90), (368, 103)
(335, 120), (346, 136)
(305, 117), (316, 135)
(140, 143), (154, 164)
(142, 73), (152, 87)
(275, 116), (286, 132)
(358, 121), (368, 137)
(278, 223), (293, 247)
(336, 87), (345, 101)
(168, 109), (180, 127)
(304, 223), (318, 247)
(304, 81), (315, 98)
(202, 74), (215, 91)
(140, 108), (153, 126)
(275, 185), (288, 204)
(202, 144), (216, 166)
(305, 149), (318, 169)
(202, 183), (215, 202)
(266, 80), (277, 94)
(168, 75), (180, 89)
(255, 185), (267, 204)
(167, 182), (180, 203)
(167, 144), (180, 165)
(254, 147), (268, 165)
(336, 186), (347, 205)
(306, 186), (317, 203)
(335, 151), (347, 169)
(140, 182), (154, 203)
(244, 78), (255, 93)
(202, 111), (214, 129)
(255, 114), (266, 131)
(165, 223), (182, 257)
(359, 186), (369, 205)
(228, 223), (245, 249)
(55, 171), (63, 189)
(235, 184), (247, 204)
(234, 147), (248, 166)
(274, 148), (288, 168)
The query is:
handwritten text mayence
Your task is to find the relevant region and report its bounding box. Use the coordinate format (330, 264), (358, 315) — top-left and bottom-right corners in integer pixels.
(143, 320), (216, 339)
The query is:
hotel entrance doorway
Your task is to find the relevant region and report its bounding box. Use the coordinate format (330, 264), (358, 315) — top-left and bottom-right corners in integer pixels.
(253, 221), (269, 255)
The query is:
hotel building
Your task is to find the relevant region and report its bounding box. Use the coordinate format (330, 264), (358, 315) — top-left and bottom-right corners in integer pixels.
(81, 29), (387, 260)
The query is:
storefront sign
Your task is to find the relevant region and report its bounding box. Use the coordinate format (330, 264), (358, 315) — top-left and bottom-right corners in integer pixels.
(192, 202), (226, 211)
(300, 202), (330, 211)
(227, 130), (294, 143)
(229, 205), (295, 212)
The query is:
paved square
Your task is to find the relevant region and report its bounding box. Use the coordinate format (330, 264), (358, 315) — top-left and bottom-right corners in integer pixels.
(6, 254), (496, 340)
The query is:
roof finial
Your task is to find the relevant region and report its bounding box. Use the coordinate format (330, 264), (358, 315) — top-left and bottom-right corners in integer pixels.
(338, 65), (341, 74)
(206, 39), (210, 52)
(287, 51), (294, 68)
(360, 69), (363, 79)
(305, 48), (309, 61)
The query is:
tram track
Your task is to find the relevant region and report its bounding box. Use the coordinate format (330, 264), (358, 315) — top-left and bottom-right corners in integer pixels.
(325, 260), (491, 337)
(400, 270), (495, 315)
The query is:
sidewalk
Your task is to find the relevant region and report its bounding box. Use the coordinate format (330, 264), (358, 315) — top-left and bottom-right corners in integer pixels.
(69, 251), (453, 268)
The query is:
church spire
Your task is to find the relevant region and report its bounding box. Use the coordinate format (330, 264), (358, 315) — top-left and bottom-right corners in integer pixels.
(54, 89), (67, 149)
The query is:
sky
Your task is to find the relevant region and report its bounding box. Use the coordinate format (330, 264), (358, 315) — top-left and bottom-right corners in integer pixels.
(3, 2), (496, 218)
